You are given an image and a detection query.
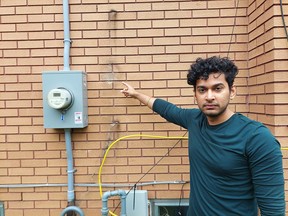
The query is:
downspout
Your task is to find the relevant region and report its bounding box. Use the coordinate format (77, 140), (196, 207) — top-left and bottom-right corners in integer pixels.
(101, 190), (127, 216)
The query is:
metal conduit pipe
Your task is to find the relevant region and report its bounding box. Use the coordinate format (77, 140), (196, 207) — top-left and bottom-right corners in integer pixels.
(62, 0), (85, 213)
(0, 180), (187, 188)
(64, 128), (75, 202)
(62, 0), (71, 71)
(101, 190), (127, 216)
(60, 206), (84, 216)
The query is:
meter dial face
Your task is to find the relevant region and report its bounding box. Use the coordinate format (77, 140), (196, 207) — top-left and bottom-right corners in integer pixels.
(47, 88), (72, 110)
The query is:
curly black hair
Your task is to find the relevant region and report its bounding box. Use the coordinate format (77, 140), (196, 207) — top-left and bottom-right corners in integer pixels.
(187, 56), (238, 89)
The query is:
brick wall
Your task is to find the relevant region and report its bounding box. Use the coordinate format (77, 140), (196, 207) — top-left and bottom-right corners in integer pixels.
(0, 0), (287, 215)
(247, 0), (288, 212)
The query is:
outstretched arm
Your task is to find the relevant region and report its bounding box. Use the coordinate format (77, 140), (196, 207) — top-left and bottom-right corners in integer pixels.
(121, 82), (190, 129)
(120, 82), (156, 109)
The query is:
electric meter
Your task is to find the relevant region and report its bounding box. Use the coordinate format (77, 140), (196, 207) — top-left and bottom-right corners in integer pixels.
(42, 71), (88, 128)
(47, 88), (73, 110)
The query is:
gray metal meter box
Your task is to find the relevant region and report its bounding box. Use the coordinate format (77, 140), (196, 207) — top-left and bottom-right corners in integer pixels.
(42, 71), (88, 129)
(126, 190), (148, 216)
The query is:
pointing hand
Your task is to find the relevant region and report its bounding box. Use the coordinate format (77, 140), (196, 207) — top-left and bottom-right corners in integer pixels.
(120, 82), (137, 98)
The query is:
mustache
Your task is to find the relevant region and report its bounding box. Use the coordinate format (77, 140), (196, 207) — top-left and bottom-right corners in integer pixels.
(204, 103), (218, 105)
(203, 103), (218, 107)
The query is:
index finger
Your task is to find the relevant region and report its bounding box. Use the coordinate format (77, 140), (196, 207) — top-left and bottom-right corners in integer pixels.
(122, 82), (130, 88)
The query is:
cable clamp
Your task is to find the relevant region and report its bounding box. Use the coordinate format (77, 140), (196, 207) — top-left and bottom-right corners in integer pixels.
(67, 169), (77, 174)
(63, 39), (72, 43)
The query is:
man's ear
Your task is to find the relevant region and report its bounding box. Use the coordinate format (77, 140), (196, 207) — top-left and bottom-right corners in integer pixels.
(230, 85), (236, 100)
(193, 87), (197, 100)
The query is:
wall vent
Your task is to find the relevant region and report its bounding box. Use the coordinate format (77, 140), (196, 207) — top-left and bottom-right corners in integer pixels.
(149, 199), (189, 216)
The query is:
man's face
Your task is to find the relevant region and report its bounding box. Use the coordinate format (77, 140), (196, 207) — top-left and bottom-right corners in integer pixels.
(194, 72), (236, 125)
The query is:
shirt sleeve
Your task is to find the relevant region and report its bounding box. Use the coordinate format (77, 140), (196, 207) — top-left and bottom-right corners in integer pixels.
(246, 125), (285, 216)
(152, 98), (191, 129)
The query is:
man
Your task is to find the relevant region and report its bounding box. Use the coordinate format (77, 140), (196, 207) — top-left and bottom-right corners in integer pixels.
(121, 56), (285, 216)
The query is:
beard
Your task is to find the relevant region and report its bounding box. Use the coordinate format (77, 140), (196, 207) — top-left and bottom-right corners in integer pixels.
(201, 102), (229, 118)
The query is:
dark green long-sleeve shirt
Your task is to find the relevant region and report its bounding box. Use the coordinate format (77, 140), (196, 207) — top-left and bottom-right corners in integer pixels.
(153, 99), (285, 216)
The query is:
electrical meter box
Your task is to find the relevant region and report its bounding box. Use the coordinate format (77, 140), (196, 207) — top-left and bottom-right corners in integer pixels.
(42, 71), (88, 129)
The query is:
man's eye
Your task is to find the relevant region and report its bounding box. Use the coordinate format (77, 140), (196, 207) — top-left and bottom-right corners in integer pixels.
(198, 88), (206, 93)
(215, 86), (223, 92)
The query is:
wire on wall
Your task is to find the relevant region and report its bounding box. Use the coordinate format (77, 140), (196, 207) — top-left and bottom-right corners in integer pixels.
(280, 0), (288, 41)
(98, 133), (189, 216)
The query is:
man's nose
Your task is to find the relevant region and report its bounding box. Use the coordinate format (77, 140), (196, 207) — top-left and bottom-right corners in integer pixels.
(206, 90), (215, 100)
